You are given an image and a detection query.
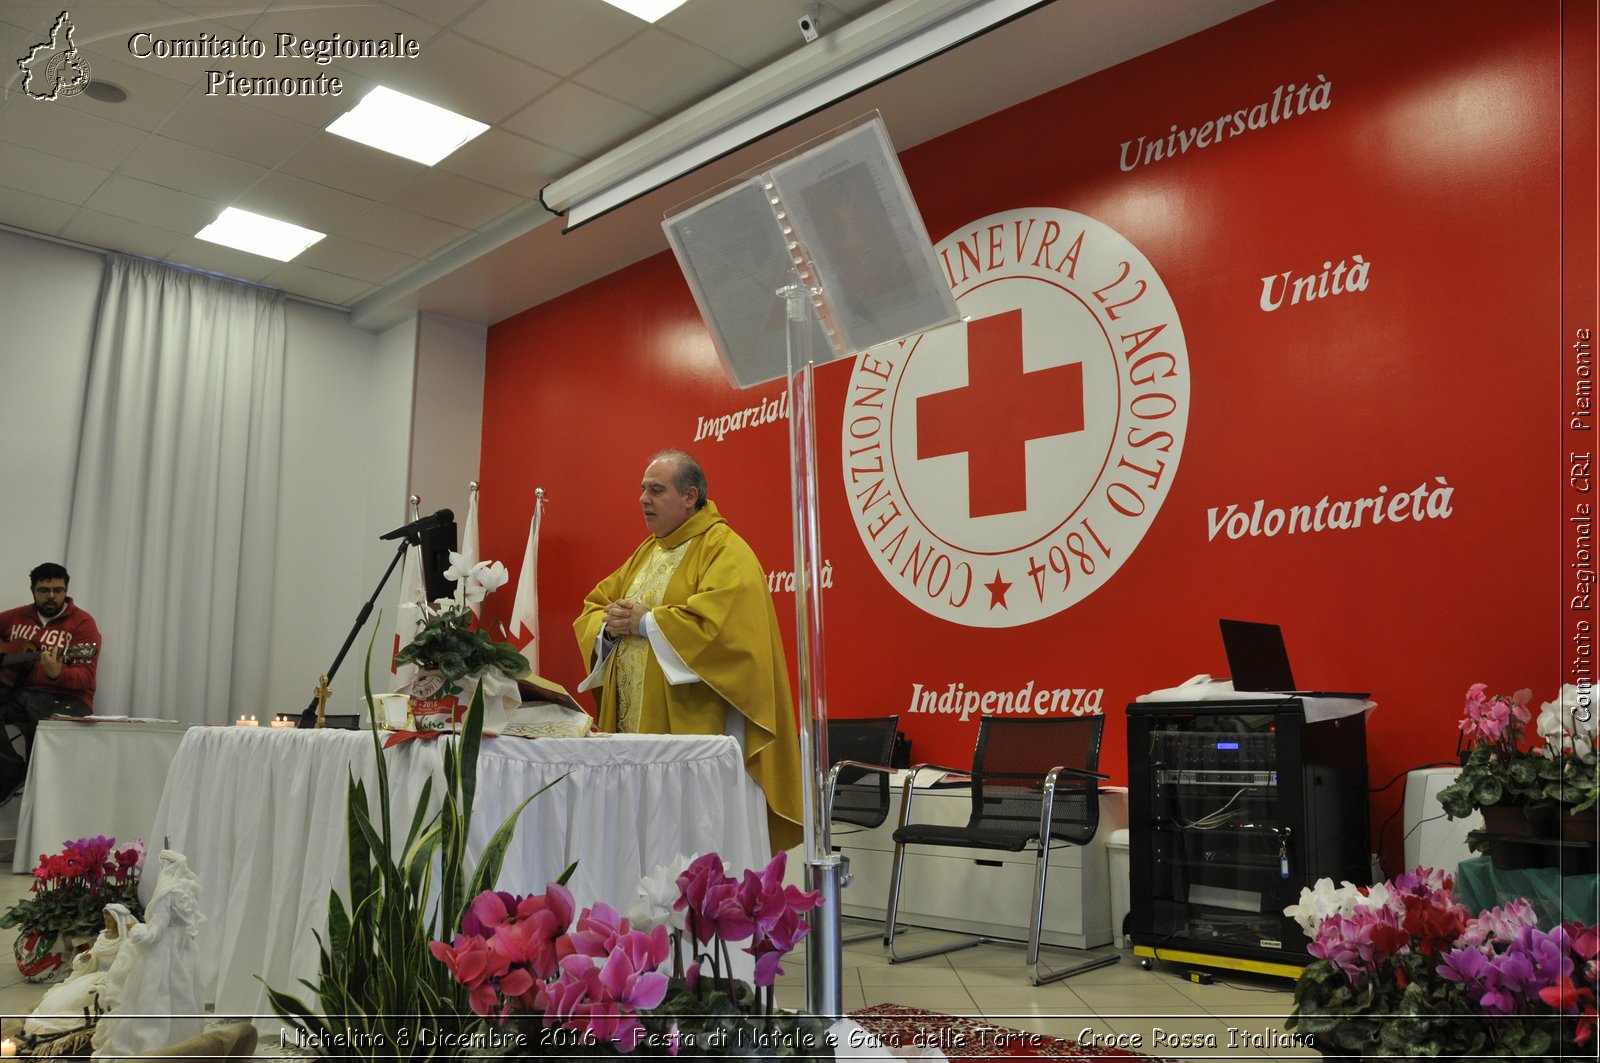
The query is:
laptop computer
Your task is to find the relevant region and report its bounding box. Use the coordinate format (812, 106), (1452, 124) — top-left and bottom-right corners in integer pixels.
(1218, 619), (1370, 700)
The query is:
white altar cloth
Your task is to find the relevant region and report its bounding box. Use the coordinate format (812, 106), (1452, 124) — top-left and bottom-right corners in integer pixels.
(145, 727), (770, 1024)
(13, 716), (189, 872)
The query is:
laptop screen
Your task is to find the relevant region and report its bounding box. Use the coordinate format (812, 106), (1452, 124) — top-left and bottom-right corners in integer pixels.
(1218, 619), (1296, 693)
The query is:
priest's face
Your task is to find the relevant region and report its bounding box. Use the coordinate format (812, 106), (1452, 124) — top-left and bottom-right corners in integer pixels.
(640, 458), (698, 538)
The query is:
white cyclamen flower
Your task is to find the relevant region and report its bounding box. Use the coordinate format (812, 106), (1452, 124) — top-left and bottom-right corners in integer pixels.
(443, 550), (476, 585)
(628, 853), (697, 931)
(1537, 683), (1597, 762)
(1283, 877), (1376, 937)
(470, 559), (509, 598)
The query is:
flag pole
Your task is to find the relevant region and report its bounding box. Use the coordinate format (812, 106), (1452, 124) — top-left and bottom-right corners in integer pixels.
(510, 488), (546, 675)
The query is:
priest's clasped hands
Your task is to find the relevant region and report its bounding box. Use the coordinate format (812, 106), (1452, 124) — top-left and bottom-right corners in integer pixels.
(603, 599), (648, 638)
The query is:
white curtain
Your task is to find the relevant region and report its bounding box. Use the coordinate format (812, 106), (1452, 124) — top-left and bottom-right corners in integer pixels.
(66, 255), (285, 725)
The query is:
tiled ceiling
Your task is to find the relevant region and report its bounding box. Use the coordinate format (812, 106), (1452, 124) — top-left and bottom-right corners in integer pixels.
(0, 0), (1269, 330)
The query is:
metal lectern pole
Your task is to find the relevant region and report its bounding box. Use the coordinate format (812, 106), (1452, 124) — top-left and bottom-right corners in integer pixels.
(782, 283), (843, 1018)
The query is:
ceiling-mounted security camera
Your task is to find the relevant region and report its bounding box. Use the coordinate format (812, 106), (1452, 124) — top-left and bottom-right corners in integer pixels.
(798, 4), (820, 43)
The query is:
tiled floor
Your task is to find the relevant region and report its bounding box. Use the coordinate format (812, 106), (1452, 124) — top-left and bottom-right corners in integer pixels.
(0, 867), (1315, 1061)
(0, 862), (52, 1023)
(773, 927), (1319, 1062)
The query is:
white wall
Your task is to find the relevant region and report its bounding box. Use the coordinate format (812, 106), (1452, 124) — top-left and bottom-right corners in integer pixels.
(410, 313), (487, 527)
(0, 228), (413, 722)
(0, 229), (101, 595)
(353, 313), (422, 702)
(263, 302), (402, 719)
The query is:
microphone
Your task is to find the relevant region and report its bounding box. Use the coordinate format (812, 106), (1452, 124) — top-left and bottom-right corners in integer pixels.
(379, 508), (454, 541)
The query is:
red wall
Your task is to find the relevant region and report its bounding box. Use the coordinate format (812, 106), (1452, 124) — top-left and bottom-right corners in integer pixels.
(477, 0), (1592, 874)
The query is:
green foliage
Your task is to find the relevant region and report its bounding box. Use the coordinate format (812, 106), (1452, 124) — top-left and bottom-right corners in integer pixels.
(393, 602), (527, 690)
(1288, 958), (1495, 1059)
(1554, 755), (1600, 812)
(0, 879), (142, 937)
(267, 634), (558, 1060)
(1437, 744), (1562, 821)
(0, 840), (145, 937)
(649, 980), (836, 1060)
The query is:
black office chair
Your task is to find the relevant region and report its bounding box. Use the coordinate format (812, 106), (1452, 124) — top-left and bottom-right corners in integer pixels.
(825, 715), (899, 833)
(822, 715), (900, 944)
(883, 715), (1118, 985)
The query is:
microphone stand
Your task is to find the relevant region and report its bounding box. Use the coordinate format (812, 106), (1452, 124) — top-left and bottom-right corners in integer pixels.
(298, 535), (415, 727)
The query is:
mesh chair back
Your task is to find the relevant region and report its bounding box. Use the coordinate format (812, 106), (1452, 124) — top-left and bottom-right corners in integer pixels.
(968, 716), (1103, 846)
(827, 715), (899, 828)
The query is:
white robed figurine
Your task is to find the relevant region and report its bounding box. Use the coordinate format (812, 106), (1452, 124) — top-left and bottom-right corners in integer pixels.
(23, 904), (140, 1037)
(91, 850), (206, 1058)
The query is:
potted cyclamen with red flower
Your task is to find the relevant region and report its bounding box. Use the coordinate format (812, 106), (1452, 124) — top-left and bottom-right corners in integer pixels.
(429, 851), (835, 1058)
(1285, 867), (1598, 1058)
(0, 836), (144, 983)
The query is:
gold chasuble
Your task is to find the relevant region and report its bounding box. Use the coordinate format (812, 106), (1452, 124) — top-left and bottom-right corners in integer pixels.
(575, 501), (803, 852)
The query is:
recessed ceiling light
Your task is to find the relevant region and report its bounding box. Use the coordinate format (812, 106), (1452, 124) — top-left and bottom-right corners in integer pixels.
(325, 86), (488, 166)
(196, 207), (325, 261)
(598, 0), (688, 21)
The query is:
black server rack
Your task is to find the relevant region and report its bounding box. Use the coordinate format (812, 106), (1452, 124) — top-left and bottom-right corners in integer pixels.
(1126, 698), (1370, 976)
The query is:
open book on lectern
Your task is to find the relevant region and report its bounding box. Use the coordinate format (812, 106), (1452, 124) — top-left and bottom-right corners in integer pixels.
(661, 114), (959, 388)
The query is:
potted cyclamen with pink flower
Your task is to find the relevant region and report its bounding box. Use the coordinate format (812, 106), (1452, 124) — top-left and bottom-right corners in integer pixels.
(429, 851), (834, 1058)
(1285, 867), (1598, 1057)
(1436, 684), (1577, 848)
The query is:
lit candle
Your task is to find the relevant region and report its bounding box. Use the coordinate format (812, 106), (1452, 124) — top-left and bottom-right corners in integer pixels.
(270, 715), (294, 729)
(237, 715), (258, 727)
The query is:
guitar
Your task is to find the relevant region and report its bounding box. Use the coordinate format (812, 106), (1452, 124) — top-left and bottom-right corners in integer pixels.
(0, 640), (98, 687)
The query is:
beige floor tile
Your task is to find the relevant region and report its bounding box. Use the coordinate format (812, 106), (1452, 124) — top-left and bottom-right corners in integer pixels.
(1074, 979), (1206, 1011)
(855, 962), (965, 988)
(774, 982), (867, 1015)
(835, 942), (895, 968)
(859, 985), (977, 1014)
(1068, 955), (1182, 985)
(0, 981), (46, 1020)
(963, 983), (1092, 1018)
(928, 941), (1023, 967)
(946, 961), (1037, 987)
(1004, 1011), (1121, 1044)
(1172, 980), (1295, 1011)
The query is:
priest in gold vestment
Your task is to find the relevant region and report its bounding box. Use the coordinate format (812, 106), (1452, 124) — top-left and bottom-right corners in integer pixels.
(574, 450), (802, 852)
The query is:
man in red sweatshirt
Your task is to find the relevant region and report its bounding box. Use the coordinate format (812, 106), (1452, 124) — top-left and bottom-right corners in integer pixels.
(0, 562), (100, 798)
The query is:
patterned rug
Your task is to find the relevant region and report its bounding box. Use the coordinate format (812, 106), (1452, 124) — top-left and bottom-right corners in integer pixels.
(849, 1004), (1187, 1062)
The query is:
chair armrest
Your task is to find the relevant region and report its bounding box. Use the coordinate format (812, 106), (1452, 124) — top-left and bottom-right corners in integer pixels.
(903, 761), (968, 780)
(1039, 765), (1104, 840)
(1048, 765), (1110, 782)
(830, 759), (896, 778)
(895, 762), (971, 830)
(824, 759), (897, 819)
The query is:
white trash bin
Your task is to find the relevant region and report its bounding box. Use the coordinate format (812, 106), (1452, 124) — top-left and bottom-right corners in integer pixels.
(1106, 828), (1131, 948)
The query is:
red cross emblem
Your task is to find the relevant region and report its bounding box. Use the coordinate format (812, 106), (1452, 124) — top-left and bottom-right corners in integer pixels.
(916, 308), (1085, 518)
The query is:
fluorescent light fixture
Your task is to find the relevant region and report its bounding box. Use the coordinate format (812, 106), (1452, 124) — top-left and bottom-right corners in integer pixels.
(196, 207), (325, 261)
(326, 86), (489, 165)
(542, 0), (1047, 229)
(598, 0), (687, 20)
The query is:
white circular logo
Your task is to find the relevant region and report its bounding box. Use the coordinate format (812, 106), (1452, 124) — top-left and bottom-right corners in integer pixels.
(841, 208), (1189, 627)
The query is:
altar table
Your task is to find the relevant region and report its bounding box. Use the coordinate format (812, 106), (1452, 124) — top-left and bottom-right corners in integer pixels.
(12, 716), (189, 872)
(146, 726), (770, 1025)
